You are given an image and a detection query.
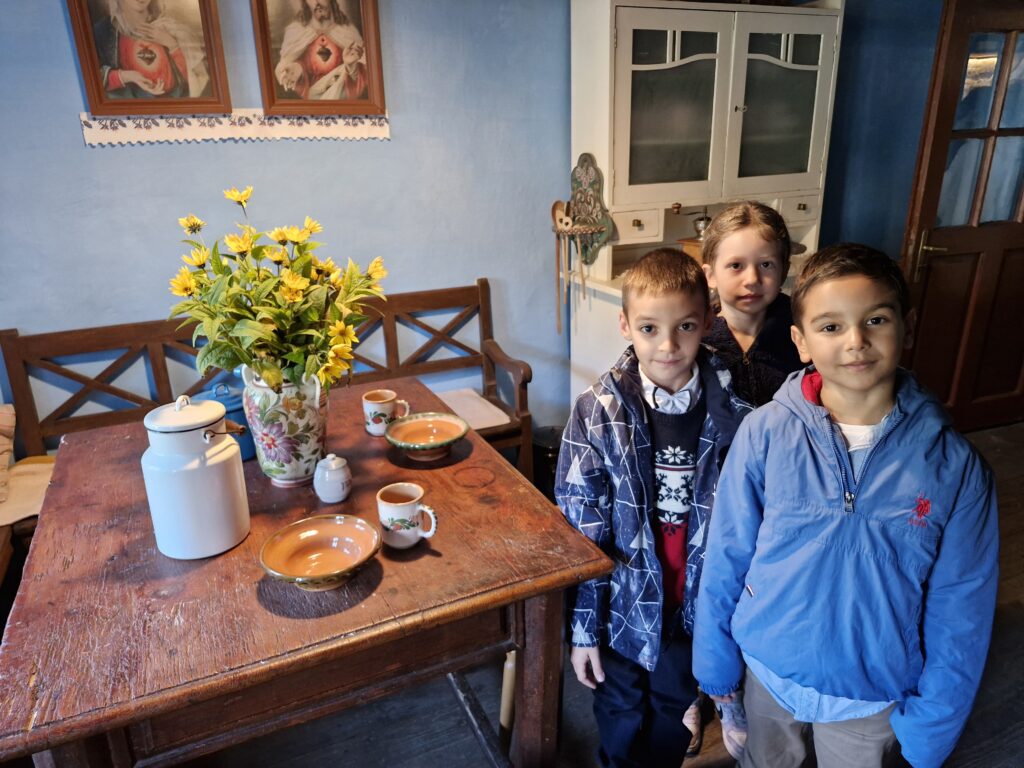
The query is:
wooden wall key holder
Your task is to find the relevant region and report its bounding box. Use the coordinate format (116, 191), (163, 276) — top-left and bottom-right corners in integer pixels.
(550, 153), (612, 333)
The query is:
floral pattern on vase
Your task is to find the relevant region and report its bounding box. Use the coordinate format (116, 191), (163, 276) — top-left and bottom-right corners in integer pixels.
(241, 365), (327, 487)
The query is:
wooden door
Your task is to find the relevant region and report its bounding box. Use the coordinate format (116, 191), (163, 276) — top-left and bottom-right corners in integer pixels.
(903, 0), (1024, 431)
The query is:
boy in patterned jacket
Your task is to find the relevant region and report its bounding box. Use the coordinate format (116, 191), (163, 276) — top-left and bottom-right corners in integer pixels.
(555, 248), (752, 767)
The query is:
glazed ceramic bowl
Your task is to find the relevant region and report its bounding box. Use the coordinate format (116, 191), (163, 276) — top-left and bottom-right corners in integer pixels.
(385, 412), (470, 462)
(260, 514), (381, 591)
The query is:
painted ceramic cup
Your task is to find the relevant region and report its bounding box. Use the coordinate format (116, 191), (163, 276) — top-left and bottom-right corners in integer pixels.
(362, 389), (410, 436)
(376, 482), (437, 549)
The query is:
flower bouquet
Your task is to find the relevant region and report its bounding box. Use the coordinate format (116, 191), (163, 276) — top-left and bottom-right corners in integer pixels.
(169, 186), (386, 484)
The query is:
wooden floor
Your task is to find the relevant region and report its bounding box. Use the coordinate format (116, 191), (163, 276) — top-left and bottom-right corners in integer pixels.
(1, 423), (1021, 767)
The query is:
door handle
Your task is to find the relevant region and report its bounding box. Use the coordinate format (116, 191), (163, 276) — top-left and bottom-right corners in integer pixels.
(914, 230), (948, 283)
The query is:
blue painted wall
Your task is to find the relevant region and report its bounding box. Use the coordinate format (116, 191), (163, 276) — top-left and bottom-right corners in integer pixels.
(821, 0), (943, 259)
(0, 1), (572, 427)
(0, 0), (945, 422)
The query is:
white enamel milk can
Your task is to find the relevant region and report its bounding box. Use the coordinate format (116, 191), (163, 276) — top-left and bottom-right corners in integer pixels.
(141, 395), (250, 559)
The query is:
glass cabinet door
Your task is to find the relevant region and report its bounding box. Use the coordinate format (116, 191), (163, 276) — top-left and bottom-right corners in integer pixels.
(723, 12), (838, 196)
(613, 7), (734, 205)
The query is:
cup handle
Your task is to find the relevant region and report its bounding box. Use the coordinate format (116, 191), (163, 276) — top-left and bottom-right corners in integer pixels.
(418, 504), (437, 539)
(396, 399), (410, 418)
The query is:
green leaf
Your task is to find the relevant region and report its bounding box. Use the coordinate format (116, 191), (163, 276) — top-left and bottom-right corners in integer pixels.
(210, 241), (226, 276)
(253, 360), (283, 390)
(305, 355), (320, 380)
(306, 284), (328, 309)
(283, 349), (307, 366)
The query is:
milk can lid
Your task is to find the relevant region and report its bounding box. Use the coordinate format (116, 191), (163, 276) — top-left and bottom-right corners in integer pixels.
(144, 395), (226, 433)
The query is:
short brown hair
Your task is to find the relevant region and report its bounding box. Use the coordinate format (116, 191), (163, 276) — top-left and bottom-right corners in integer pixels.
(701, 201), (792, 280)
(621, 248), (709, 313)
(791, 243), (910, 327)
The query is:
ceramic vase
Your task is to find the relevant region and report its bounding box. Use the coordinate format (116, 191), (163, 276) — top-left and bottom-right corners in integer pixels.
(241, 365), (328, 487)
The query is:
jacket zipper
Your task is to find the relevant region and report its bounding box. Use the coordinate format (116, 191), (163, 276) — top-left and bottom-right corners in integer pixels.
(823, 412), (856, 513)
(825, 407), (905, 515)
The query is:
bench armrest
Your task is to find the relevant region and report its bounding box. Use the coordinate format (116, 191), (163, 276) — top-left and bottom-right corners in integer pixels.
(482, 338), (532, 417)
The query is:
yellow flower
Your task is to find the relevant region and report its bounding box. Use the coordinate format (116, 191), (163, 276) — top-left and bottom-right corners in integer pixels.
(316, 358), (348, 386)
(223, 186), (253, 208)
(329, 269), (344, 290)
(279, 268), (310, 302)
(329, 343), (355, 362)
(291, 227), (311, 244)
(178, 214), (205, 235)
(169, 266), (198, 297)
(268, 227), (290, 245)
(224, 231), (254, 255)
(367, 256), (388, 282)
(329, 321), (358, 346)
(267, 246), (289, 264)
(182, 246), (209, 267)
(304, 216), (323, 234)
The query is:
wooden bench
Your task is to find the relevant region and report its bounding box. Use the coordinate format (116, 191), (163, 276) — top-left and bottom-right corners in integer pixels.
(0, 319), (217, 457)
(0, 278), (533, 478)
(352, 279), (533, 479)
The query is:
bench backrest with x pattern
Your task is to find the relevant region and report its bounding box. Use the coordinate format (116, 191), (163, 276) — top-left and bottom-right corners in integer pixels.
(0, 320), (216, 457)
(350, 280), (498, 395)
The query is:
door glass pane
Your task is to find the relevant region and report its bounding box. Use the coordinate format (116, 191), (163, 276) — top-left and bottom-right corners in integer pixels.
(680, 32), (716, 59)
(953, 33), (1005, 130)
(981, 137), (1024, 221)
(936, 139), (983, 226)
(738, 60), (816, 177)
(633, 29), (669, 65)
(1000, 36), (1024, 128)
(749, 33), (782, 58)
(630, 61), (716, 184)
(792, 34), (821, 66)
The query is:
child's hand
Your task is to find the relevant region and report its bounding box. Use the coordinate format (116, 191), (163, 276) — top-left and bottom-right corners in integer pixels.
(570, 646), (605, 690)
(709, 691), (738, 704)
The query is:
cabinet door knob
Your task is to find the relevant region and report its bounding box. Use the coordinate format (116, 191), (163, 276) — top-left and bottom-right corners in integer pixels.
(734, 105), (748, 113)
(671, 203), (682, 214)
(632, 219), (642, 228)
(797, 202), (808, 211)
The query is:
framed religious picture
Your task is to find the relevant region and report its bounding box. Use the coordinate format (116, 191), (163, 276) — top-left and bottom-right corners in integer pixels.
(67, 0), (232, 116)
(251, 0), (386, 116)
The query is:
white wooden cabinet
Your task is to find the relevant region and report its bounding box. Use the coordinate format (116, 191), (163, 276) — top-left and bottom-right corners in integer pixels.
(569, 0), (843, 396)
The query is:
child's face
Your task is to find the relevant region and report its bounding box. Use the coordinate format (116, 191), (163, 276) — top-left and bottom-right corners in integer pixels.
(703, 228), (783, 318)
(790, 275), (914, 404)
(619, 290), (712, 393)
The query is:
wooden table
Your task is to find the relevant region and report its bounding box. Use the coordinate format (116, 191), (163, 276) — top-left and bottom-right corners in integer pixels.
(0, 378), (610, 767)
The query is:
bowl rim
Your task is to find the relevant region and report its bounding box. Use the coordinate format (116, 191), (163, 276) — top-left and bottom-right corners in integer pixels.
(384, 411), (470, 452)
(259, 514), (382, 585)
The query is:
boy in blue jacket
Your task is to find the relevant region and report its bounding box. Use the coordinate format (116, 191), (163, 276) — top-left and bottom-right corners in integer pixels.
(693, 243), (999, 768)
(556, 248), (752, 767)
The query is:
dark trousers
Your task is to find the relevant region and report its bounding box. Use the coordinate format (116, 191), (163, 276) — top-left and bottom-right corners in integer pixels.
(592, 632), (698, 768)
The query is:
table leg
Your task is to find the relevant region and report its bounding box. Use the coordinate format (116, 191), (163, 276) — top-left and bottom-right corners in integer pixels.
(511, 590), (564, 767)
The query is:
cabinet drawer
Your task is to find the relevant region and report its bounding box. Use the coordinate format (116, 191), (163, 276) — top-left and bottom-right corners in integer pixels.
(779, 196), (819, 223)
(611, 209), (662, 243)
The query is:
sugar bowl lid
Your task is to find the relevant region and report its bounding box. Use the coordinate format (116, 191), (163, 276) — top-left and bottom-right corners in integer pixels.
(144, 395), (226, 433)
(316, 453), (348, 470)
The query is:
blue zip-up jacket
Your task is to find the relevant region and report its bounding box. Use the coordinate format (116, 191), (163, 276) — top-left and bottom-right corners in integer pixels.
(555, 346), (751, 671)
(693, 368), (999, 768)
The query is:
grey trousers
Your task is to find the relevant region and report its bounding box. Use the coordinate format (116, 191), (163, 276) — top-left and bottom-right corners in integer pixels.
(739, 668), (905, 768)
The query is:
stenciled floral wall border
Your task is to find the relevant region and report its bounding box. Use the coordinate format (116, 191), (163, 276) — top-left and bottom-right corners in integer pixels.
(79, 108), (390, 145)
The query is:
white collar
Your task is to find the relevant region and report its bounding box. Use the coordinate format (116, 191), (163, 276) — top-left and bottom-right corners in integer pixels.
(639, 363), (701, 415)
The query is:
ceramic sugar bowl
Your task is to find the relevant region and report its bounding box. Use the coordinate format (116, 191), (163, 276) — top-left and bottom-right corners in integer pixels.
(141, 395), (251, 559)
(314, 453), (352, 503)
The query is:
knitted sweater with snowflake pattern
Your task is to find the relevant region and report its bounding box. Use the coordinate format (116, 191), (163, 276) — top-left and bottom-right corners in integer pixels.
(555, 345), (751, 671)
